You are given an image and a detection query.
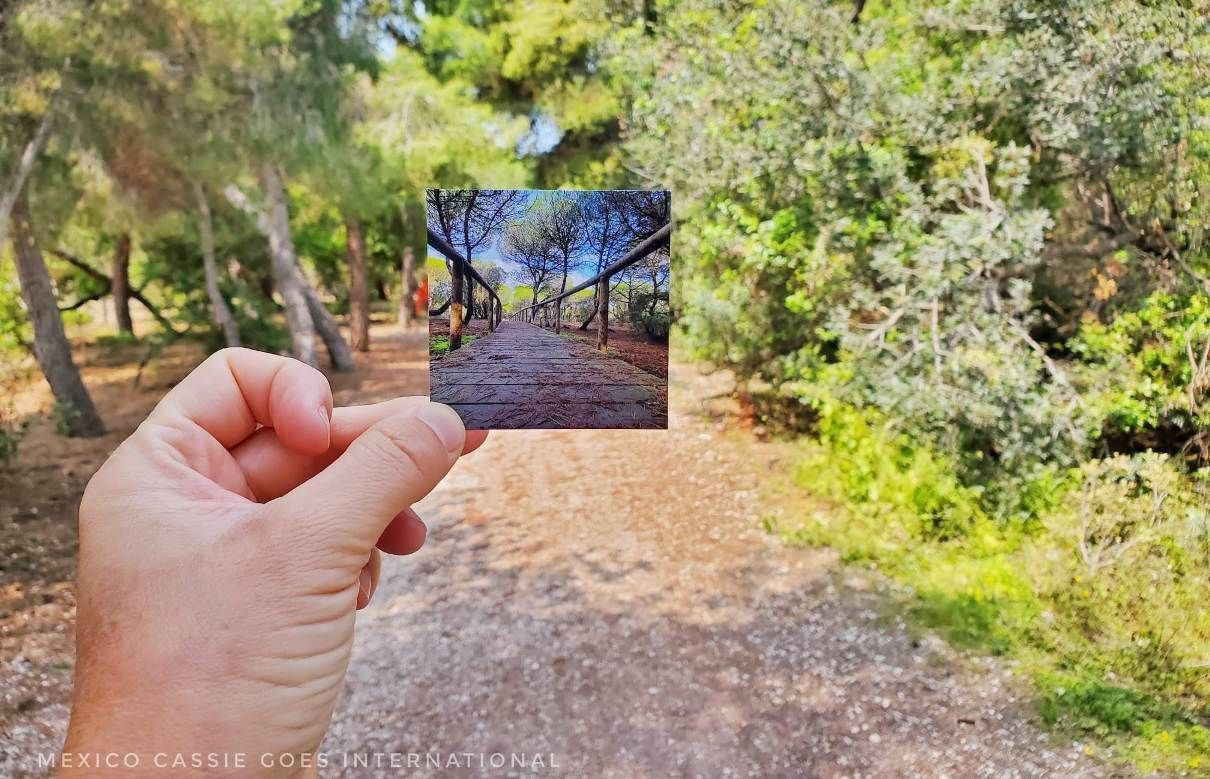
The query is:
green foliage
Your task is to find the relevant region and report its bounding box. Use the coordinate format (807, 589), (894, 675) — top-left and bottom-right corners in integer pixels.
(1027, 455), (1210, 707)
(629, 0), (1207, 510)
(1075, 292), (1210, 459)
(797, 404), (990, 548)
(429, 334), (475, 357)
(789, 414), (1210, 771)
(628, 290), (669, 339)
(0, 363), (27, 466)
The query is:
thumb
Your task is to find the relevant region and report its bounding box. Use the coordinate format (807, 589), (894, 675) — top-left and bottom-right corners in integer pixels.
(271, 402), (466, 560)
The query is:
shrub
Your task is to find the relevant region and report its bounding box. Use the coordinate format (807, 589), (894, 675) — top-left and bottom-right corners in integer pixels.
(1027, 454), (1210, 707)
(628, 291), (670, 340)
(0, 375), (24, 466)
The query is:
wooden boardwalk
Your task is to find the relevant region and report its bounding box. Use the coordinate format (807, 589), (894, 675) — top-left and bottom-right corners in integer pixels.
(430, 320), (667, 430)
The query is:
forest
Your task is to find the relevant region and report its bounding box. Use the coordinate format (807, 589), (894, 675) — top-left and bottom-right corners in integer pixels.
(1, 0), (1208, 772)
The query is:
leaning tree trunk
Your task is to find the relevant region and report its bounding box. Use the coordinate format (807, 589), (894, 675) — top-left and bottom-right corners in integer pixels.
(345, 216), (370, 352)
(111, 233), (133, 334)
(194, 184), (240, 347)
(399, 245), (417, 329)
(9, 189), (105, 437)
(257, 165), (319, 368)
(299, 274), (356, 372)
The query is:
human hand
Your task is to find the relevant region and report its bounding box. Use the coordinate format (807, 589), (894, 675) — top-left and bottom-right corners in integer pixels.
(62, 348), (486, 774)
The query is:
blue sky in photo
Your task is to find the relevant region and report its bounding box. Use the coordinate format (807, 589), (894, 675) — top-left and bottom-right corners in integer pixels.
(427, 190), (613, 287)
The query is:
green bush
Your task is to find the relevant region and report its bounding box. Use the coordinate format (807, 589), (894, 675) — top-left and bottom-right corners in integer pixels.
(1026, 455), (1210, 707)
(628, 291), (670, 340)
(1074, 293), (1210, 462)
(0, 372), (25, 466)
(787, 418), (1210, 771)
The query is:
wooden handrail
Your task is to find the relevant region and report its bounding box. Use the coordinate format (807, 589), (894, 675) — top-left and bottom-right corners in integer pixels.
(427, 227), (503, 349)
(507, 221), (670, 351)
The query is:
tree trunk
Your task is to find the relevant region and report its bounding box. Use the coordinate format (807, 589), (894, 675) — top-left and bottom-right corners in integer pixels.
(449, 259), (464, 350)
(10, 189), (105, 437)
(298, 275), (355, 371)
(597, 277), (610, 352)
(194, 184), (240, 347)
(0, 108), (55, 254)
(258, 274), (278, 307)
(579, 303), (597, 330)
(111, 233), (133, 334)
(429, 296), (451, 317)
(345, 216), (370, 352)
(257, 165), (318, 368)
(399, 246), (417, 329)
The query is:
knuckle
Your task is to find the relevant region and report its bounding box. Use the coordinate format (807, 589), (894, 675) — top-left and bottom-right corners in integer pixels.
(359, 419), (443, 480)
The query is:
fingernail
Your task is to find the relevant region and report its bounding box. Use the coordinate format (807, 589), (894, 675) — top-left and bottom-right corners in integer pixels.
(357, 567), (371, 606)
(417, 403), (465, 456)
(316, 405), (332, 448)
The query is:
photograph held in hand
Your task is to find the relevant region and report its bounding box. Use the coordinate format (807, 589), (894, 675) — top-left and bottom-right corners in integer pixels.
(427, 189), (670, 430)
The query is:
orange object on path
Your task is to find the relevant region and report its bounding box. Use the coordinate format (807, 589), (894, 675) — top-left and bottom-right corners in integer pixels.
(414, 276), (429, 317)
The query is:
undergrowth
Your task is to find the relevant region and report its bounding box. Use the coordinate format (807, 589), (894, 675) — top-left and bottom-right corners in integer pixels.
(777, 403), (1210, 775)
(429, 335), (476, 357)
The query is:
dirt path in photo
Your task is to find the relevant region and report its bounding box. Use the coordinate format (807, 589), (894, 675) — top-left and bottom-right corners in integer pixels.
(1, 325), (1105, 777)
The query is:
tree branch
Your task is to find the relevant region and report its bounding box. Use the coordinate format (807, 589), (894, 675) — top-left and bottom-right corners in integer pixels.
(223, 184), (272, 237)
(0, 107), (56, 249)
(49, 248), (182, 334)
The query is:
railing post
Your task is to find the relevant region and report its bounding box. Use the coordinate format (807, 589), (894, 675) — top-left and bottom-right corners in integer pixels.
(597, 276), (610, 351)
(449, 259), (464, 351)
(487, 290), (496, 333)
(555, 298), (562, 334)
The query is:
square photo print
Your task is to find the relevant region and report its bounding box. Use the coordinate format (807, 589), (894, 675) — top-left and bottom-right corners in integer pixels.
(426, 189), (670, 430)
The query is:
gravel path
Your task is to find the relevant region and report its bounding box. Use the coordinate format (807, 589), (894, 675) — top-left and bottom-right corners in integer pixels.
(322, 363), (1106, 778)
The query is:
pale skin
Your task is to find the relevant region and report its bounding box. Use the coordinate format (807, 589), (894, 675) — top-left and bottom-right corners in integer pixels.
(61, 348), (488, 775)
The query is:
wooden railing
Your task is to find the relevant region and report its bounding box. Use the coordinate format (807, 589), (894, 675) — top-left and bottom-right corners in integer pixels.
(427, 227), (503, 351)
(507, 222), (671, 351)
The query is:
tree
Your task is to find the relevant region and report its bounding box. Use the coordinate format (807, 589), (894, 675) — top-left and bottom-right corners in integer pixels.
(345, 216), (370, 350)
(427, 189), (527, 268)
(427, 188), (525, 346)
(110, 232), (133, 334)
(502, 221), (561, 307)
(224, 172), (321, 367)
(9, 187), (104, 436)
(530, 193), (588, 297)
(194, 183), (240, 347)
(374, 0), (647, 187)
(578, 190), (642, 328)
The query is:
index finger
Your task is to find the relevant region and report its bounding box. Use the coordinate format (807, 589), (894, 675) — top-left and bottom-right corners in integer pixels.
(147, 347), (333, 456)
(230, 397), (489, 501)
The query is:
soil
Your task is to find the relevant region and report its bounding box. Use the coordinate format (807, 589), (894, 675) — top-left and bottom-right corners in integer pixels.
(555, 325), (668, 379)
(428, 318), (493, 339)
(0, 325), (1107, 777)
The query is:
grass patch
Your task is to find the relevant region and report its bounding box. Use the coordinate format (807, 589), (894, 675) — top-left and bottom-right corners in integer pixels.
(429, 335), (476, 358)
